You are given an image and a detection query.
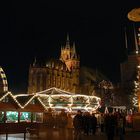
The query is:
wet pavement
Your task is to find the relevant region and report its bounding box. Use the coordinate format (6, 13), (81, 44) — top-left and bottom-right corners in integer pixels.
(0, 128), (140, 140)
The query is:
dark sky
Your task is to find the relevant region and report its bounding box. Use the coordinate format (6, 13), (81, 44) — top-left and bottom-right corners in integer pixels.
(0, 1), (140, 93)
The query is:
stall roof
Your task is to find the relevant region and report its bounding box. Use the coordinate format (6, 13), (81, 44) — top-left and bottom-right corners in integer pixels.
(18, 104), (45, 112)
(15, 94), (35, 106)
(0, 102), (18, 111)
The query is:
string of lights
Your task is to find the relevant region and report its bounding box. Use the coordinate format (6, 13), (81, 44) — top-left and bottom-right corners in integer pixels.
(0, 87), (101, 112)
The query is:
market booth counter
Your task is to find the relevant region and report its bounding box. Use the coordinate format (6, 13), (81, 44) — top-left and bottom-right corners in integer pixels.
(0, 92), (45, 139)
(16, 100), (45, 123)
(15, 93), (46, 122)
(0, 101), (28, 140)
(0, 92), (21, 123)
(0, 104), (44, 123)
(0, 111), (43, 139)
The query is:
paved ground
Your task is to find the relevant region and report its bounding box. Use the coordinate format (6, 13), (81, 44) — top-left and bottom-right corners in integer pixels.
(0, 128), (140, 140)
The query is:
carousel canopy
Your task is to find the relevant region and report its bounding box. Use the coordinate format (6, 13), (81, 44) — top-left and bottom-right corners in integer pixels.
(0, 87), (101, 112)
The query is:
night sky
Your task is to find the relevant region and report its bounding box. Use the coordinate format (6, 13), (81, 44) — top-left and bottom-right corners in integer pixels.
(0, 1), (140, 93)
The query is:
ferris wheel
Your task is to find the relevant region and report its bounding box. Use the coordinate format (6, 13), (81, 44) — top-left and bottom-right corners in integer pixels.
(0, 66), (8, 92)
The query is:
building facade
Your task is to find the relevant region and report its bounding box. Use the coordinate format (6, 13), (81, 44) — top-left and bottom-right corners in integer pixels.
(120, 25), (140, 109)
(120, 27), (140, 88)
(120, 53), (140, 88)
(28, 36), (80, 94)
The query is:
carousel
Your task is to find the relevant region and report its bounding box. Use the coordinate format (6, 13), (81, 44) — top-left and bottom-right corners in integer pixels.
(0, 66), (101, 123)
(32, 87), (101, 112)
(0, 88), (101, 123)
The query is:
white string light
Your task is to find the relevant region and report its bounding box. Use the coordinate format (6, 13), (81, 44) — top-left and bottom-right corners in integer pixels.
(0, 87), (101, 112)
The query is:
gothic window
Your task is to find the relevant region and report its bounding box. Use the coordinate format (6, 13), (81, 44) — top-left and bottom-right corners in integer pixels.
(43, 75), (46, 90)
(37, 73), (41, 91)
(57, 76), (60, 88)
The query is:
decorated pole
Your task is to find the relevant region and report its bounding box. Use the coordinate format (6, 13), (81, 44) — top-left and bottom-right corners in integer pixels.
(128, 8), (140, 112)
(138, 92), (140, 112)
(136, 53), (140, 112)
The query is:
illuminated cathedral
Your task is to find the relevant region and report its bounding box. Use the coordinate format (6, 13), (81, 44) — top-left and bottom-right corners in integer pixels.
(28, 35), (80, 94)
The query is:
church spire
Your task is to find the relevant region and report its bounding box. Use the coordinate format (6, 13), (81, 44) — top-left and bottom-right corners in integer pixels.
(33, 57), (37, 66)
(66, 33), (70, 49)
(71, 42), (77, 59)
(133, 25), (139, 54)
(67, 33), (70, 42)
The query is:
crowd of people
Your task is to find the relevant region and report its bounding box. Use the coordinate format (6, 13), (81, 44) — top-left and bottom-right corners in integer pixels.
(43, 108), (133, 140)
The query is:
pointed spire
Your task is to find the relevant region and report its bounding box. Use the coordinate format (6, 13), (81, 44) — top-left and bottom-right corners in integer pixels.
(71, 42), (77, 59)
(60, 46), (63, 60)
(73, 42), (76, 50)
(66, 33), (70, 49)
(67, 33), (70, 42)
(133, 24), (139, 54)
(33, 57), (36, 66)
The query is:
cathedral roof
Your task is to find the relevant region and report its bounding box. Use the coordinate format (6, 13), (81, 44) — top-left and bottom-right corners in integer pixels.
(46, 58), (67, 70)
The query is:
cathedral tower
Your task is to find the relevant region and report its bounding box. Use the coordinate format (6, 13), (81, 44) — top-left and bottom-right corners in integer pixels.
(60, 35), (80, 71)
(28, 35), (80, 94)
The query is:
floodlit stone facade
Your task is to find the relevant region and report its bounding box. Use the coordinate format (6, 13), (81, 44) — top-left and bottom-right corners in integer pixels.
(28, 35), (80, 94)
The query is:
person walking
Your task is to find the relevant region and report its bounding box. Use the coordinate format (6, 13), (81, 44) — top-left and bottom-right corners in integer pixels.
(83, 112), (91, 135)
(117, 113), (125, 140)
(73, 110), (83, 140)
(90, 113), (97, 135)
(105, 113), (116, 140)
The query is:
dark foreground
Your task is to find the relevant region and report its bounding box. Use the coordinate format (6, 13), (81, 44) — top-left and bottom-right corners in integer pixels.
(0, 128), (140, 140)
